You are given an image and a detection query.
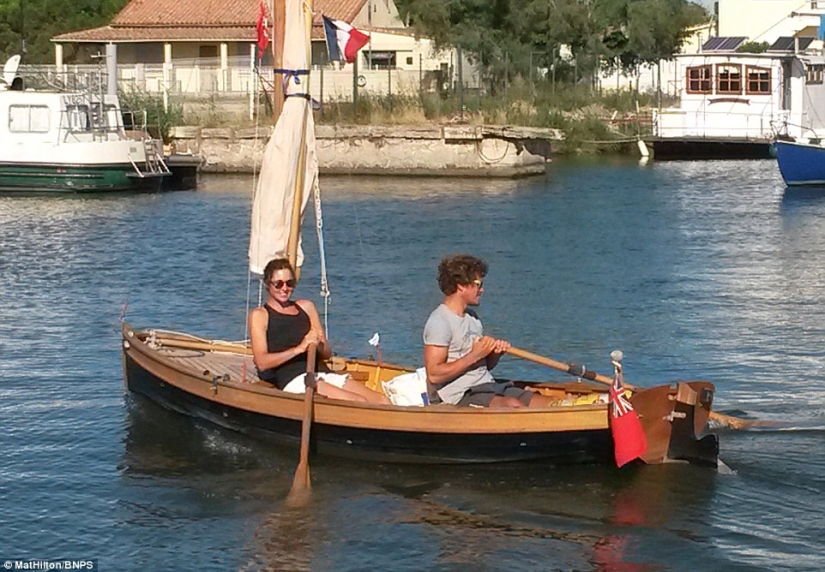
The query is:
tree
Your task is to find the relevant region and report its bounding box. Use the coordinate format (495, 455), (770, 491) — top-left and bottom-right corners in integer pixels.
(397, 0), (708, 94)
(737, 41), (769, 53)
(596, 0), (708, 73)
(0, 0), (127, 64)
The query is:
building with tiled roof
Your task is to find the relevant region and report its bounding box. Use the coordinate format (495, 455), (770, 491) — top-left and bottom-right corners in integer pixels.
(52, 0), (425, 69)
(49, 0), (466, 102)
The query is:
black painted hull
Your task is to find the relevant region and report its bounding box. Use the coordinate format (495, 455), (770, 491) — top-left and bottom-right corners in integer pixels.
(647, 138), (773, 160)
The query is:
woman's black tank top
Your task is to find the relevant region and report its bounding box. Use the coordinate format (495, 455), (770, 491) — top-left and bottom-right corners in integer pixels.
(258, 304), (328, 389)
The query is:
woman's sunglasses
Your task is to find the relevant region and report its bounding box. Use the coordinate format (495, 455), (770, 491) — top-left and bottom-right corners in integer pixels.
(268, 279), (297, 289)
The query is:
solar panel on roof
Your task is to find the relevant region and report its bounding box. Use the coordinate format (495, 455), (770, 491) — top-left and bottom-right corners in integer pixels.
(768, 36), (814, 52)
(701, 37), (747, 52)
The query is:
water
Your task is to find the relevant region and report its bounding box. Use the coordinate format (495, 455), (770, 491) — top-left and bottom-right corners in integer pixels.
(2, 159), (825, 571)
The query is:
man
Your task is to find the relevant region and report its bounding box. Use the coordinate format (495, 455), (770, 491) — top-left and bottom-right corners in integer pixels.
(423, 254), (555, 408)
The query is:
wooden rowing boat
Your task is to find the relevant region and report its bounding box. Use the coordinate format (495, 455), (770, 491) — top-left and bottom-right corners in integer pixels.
(121, 324), (718, 466)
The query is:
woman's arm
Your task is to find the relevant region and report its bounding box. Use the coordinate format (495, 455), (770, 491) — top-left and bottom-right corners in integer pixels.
(296, 299), (332, 360)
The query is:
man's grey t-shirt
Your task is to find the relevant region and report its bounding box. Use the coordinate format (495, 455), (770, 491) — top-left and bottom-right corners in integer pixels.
(422, 304), (494, 404)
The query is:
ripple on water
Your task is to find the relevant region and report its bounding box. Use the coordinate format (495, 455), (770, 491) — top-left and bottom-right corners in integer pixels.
(3, 164), (825, 570)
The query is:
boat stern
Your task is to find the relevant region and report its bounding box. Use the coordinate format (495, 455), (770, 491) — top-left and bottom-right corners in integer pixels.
(631, 381), (719, 467)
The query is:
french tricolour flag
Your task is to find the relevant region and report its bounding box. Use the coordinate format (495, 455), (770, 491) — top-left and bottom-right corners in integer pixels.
(323, 15), (369, 63)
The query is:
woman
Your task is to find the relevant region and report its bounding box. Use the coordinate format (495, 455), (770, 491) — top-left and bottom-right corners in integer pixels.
(249, 258), (389, 404)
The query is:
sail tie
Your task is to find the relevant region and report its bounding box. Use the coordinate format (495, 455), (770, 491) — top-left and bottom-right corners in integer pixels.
(275, 68), (310, 99)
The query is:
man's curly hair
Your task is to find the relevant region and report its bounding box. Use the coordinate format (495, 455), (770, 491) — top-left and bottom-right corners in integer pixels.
(436, 254), (488, 295)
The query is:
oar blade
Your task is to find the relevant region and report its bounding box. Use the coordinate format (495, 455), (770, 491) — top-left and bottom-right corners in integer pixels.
(287, 344), (318, 507)
(286, 463), (312, 508)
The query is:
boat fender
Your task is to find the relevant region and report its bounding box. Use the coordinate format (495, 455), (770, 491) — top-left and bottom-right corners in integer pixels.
(637, 139), (650, 158)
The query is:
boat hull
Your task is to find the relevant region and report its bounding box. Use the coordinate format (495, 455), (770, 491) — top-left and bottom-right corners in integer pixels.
(774, 140), (825, 186)
(646, 138), (773, 160)
(121, 324), (719, 467)
(124, 351), (614, 464)
(0, 162), (166, 193)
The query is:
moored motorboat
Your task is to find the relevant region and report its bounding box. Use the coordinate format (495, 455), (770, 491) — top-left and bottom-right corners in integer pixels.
(0, 56), (169, 194)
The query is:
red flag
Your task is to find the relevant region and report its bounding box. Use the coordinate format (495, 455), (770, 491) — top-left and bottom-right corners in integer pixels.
(609, 364), (647, 467)
(256, 0), (271, 57)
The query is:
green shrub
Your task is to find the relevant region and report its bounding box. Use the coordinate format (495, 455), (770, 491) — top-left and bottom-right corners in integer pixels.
(118, 86), (184, 143)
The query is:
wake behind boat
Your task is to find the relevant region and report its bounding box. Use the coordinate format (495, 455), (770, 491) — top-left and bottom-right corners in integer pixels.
(120, 0), (720, 470)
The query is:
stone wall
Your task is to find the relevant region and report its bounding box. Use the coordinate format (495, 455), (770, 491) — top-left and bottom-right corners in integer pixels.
(169, 125), (562, 177)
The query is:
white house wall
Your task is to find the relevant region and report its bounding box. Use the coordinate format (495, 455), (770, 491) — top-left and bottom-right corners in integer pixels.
(356, 31), (450, 70)
(352, 0), (404, 29)
(718, 0), (822, 43)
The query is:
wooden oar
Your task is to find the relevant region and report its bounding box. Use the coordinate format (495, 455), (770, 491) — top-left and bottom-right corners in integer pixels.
(151, 336), (252, 355)
(287, 343), (317, 507)
(505, 346), (763, 430)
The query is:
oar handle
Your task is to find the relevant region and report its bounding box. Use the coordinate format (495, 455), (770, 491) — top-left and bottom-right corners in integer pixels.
(506, 347), (634, 389)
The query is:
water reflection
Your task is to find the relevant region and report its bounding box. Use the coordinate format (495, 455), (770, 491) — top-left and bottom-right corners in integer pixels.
(121, 395), (722, 571)
(780, 186), (825, 207)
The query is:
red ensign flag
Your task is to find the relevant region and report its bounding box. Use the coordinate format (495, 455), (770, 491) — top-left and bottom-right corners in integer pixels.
(609, 366), (647, 467)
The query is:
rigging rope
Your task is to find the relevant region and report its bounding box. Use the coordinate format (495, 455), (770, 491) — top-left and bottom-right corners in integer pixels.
(313, 175), (331, 337)
(244, 65), (267, 343)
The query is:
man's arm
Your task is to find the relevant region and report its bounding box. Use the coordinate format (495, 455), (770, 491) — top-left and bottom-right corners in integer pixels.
(424, 336), (496, 385)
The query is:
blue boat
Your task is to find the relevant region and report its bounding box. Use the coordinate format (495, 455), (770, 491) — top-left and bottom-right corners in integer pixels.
(774, 139), (825, 186)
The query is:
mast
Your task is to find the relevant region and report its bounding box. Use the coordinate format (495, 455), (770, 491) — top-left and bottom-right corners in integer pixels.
(248, 0), (317, 278)
(285, 0), (312, 272)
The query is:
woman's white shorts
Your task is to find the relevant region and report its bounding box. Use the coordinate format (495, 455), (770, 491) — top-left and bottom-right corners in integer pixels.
(282, 372), (350, 394)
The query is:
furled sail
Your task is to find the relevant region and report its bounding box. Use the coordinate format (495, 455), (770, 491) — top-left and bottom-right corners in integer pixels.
(249, 0), (317, 275)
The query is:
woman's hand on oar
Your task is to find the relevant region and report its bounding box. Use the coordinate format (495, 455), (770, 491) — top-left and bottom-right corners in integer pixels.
(287, 343), (317, 508)
(505, 346), (767, 430)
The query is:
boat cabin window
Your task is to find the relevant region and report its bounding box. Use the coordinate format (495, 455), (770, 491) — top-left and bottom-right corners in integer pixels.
(687, 65), (712, 94)
(806, 64), (824, 85)
(717, 64), (742, 94)
(8, 105), (50, 133)
(745, 66), (771, 94)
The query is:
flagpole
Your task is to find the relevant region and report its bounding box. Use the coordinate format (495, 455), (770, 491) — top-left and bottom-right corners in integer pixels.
(352, 57), (358, 118)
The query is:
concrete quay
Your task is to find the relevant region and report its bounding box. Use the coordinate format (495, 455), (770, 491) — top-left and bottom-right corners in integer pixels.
(169, 124), (561, 177)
